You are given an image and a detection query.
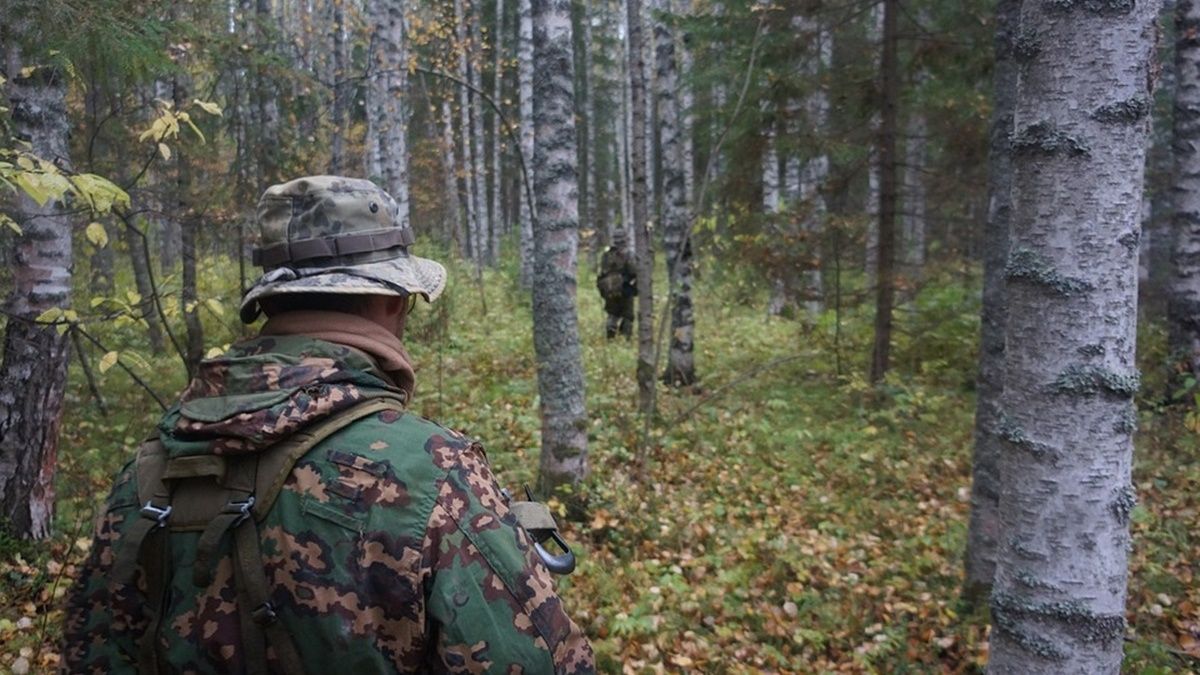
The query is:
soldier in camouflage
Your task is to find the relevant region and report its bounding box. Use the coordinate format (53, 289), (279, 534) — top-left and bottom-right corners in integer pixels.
(595, 230), (636, 340)
(61, 176), (595, 674)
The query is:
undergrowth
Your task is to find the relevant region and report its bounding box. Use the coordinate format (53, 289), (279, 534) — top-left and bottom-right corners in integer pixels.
(0, 251), (1196, 674)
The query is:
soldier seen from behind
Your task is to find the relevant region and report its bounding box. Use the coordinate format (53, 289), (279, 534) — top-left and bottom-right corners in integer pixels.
(61, 176), (594, 674)
(596, 229), (636, 340)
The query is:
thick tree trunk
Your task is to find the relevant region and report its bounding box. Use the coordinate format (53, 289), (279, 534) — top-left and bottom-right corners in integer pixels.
(654, 0), (695, 386)
(964, 0), (1021, 605)
(628, 0), (656, 415)
(1169, 0), (1200, 375)
(531, 0), (589, 495)
(0, 43), (72, 540)
(869, 0), (899, 384)
(796, 14), (830, 317)
(365, 0), (411, 227)
(987, 0), (1158, 671)
(518, 0), (536, 285)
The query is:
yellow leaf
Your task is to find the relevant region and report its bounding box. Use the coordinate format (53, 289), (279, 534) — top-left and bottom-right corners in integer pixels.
(35, 307), (63, 324)
(205, 347), (224, 359)
(205, 298), (225, 317)
(193, 99), (223, 116)
(85, 222), (108, 248)
(158, 143), (171, 161)
(99, 351), (119, 374)
(18, 65), (36, 78)
(0, 213), (21, 235)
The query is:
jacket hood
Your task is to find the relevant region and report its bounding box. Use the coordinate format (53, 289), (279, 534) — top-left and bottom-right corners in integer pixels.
(158, 335), (403, 458)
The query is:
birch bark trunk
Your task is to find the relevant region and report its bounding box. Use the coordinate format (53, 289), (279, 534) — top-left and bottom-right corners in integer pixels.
(329, 0), (349, 174)
(365, 0), (411, 229)
(1169, 0), (1200, 376)
(868, 0), (899, 384)
(518, 0), (536, 284)
(654, 0), (695, 386)
(964, 0), (1020, 604)
(470, 6), (490, 265)
(987, 0), (1158, 670)
(628, 0), (656, 415)
(530, 0), (590, 495)
(455, 0), (482, 269)
(491, 0), (505, 263)
(0, 41), (72, 539)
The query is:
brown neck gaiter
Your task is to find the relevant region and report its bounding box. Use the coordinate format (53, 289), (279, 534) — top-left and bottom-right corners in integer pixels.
(261, 310), (416, 403)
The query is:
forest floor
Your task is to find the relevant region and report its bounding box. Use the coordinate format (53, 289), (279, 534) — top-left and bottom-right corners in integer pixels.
(0, 253), (1197, 673)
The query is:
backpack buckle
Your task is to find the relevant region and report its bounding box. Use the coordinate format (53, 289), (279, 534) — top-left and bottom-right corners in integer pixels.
(140, 501), (172, 528)
(224, 495), (256, 526)
(251, 601), (279, 625)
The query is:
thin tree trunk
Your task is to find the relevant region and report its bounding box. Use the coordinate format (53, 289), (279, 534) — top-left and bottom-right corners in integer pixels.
(964, 0), (1021, 604)
(518, 0), (536, 284)
(255, 0), (281, 185)
(530, 0), (589, 496)
(902, 108), (927, 277)
(172, 67), (204, 376)
(628, 0), (655, 415)
(1169, 0), (1200, 375)
(442, 96), (467, 254)
(987, 0), (1158, 670)
(455, 0), (482, 271)
(868, 0), (899, 384)
(470, 4), (490, 266)
(864, 3), (884, 282)
(329, 0), (349, 174)
(0, 40), (72, 539)
(491, 0), (505, 263)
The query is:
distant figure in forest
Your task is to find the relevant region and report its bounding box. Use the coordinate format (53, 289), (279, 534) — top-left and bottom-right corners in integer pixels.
(61, 176), (594, 673)
(596, 229), (637, 340)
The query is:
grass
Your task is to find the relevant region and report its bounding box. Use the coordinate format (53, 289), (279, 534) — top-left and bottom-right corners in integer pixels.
(0, 249), (1196, 673)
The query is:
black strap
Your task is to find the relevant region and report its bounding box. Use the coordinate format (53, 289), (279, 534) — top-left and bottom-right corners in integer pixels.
(253, 227), (414, 268)
(136, 517), (171, 675)
(232, 518), (306, 675)
(193, 495), (255, 587)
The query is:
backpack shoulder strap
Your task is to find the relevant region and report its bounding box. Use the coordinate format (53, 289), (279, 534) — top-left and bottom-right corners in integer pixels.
(250, 395), (408, 520)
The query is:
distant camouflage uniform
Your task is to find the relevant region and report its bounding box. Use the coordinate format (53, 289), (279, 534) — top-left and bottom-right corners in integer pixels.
(596, 231), (636, 340)
(61, 176), (594, 674)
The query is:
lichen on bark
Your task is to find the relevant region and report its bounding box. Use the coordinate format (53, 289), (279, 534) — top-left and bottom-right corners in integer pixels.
(1005, 248), (1094, 296)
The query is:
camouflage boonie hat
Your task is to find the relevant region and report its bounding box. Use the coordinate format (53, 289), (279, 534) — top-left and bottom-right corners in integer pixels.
(239, 176), (447, 323)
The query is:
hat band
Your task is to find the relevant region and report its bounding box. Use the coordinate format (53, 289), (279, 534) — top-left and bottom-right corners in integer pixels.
(253, 228), (415, 269)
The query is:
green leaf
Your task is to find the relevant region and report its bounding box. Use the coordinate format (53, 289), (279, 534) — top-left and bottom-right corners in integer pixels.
(98, 351), (119, 374)
(85, 222), (108, 248)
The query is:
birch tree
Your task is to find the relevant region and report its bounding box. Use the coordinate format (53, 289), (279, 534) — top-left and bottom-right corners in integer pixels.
(517, 0), (536, 284)
(964, 0), (1020, 604)
(654, 0), (695, 386)
(869, 0), (899, 384)
(365, 0), (411, 226)
(1169, 0), (1200, 377)
(628, 0), (656, 415)
(0, 40), (73, 539)
(988, 0), (1159, 670)
(531, 0), (589, 494)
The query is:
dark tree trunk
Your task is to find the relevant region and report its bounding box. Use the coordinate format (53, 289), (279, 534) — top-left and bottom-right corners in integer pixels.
(964, 0), (1021, 605)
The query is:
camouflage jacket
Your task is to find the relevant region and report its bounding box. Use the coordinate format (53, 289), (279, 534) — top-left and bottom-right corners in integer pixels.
(61, 335), (594, 674)
(596, 247), (636, 301)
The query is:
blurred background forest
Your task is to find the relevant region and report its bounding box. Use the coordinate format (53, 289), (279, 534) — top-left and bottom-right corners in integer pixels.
(0, 0), (1198, 671)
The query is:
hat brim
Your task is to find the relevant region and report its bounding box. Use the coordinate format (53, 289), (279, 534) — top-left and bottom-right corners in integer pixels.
(239, 254), (447, 323)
